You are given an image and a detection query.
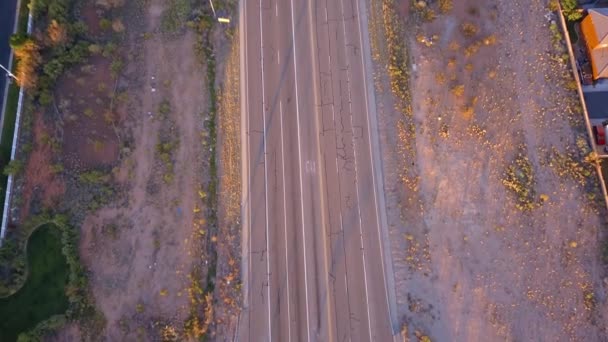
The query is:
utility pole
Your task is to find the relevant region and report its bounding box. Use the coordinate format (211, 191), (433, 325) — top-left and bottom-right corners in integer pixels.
(0, 63), (17, 82)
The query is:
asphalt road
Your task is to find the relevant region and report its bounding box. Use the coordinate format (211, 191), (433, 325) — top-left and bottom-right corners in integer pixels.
(239, 0), (395, 340)
(0, 0), (18, 110)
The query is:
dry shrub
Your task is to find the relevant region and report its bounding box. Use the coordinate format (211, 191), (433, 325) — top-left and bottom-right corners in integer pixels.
(47, 20), (68, 45)
(461, 22), (479, 37)
(464, 42), (481, 57)
(449, 41), (460, 51)
(450, 84), (465, 97)
(447, 57), (456, 68)
(439, 0), (453, 14)
(423, 8), (437, 22)
(13, 39), (42, 89)
(487, 68), (497, 79)
(112, 19), (125, 33)
(502, 151), (537, 211)
(435, 72), (446, 84)
(483, 35), (497, 46)
(461, 106), (474, 120)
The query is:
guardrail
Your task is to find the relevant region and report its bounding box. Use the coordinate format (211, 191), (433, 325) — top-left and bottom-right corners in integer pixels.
(0, 7), (32, 246)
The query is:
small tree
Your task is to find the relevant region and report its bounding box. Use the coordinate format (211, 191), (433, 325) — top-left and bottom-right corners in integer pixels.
(561, 0), (583, 21)
(3, 160), (24, 176)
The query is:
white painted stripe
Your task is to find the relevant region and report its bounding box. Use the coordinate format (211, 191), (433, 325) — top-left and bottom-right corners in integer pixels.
(338, 0), (373, 338)
(306, 0), (336, 339)
(279, 100), (293, 342)
(258, 0), (273, 340)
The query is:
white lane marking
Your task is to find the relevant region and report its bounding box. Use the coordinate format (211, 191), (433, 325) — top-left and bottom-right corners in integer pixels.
(289, 0), (312, 340)
(305, 160), (316, 174)
(321, 1), (352, 338)
(354, 0), (394, 332)
(276, 2), (278, 17)
(277, 50), (280, 65)
(306, 0), (336, 340)
(339, 0), (373, 339)
(241, 0), (253, 328)
(279, 100), (293, 342)
(259, 0), (273, 339)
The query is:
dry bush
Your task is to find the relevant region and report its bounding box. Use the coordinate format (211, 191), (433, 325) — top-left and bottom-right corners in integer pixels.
(483, 35), (497, 46)
(461, 105), (474, 120)
(439, 0), (453, 14)
(447, 57), (456, 68)
(549, 147), (593, 186)
(461, 22), (479, 37)
(450, 84), (465, 97)
(112, 19), (125, 33)
(423, 9), (437, 21)
(487, 68), (497, 79)
(464, 42), (481, 57)
(47, 20), (68, 45)
(435, 72), (446, 84)
(13, 39), (42, 89)
(449, 41), (460, 51)
(502, 150), (538, 211)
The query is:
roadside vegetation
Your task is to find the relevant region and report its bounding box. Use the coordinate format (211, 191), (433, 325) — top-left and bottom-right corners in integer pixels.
(368, 0), (418, 191)
(502, 147), (539, 211)
(180, 10), (219, 339)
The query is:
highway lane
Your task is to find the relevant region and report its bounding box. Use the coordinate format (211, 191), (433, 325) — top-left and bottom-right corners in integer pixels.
(239, 0), (395, 340)
(0, 0), (18, 113)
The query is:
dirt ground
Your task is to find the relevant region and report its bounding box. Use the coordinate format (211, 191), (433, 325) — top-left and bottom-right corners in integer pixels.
(371, 0), (608, 340)
(77, 1), (211, 340)
(16, 114), (65, 223)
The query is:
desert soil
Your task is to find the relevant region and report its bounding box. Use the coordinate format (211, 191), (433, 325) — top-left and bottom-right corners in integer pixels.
(370, 0), (608, 341)
(78, 1), (210, 340)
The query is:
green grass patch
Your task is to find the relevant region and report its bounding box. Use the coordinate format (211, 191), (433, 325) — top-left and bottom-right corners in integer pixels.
(0, 224), (69, 342)
(161, 0), (192, 33)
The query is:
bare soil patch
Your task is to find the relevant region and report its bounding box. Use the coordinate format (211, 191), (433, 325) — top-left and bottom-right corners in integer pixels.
(371, 0), (608, 340)
(75, 0), (226, 339)
(80, 2), (102, 37)
(57, 56), (120, 171)
(17, 114), (65, 222)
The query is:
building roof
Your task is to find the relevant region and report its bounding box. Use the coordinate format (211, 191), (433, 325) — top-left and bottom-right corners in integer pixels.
(581, 8), (608, 79)
(584, 91), (608, 119)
